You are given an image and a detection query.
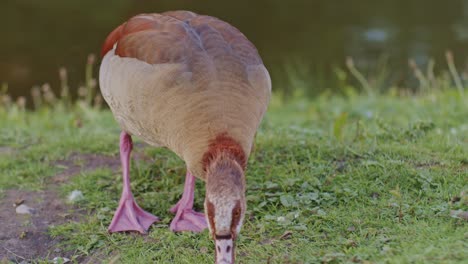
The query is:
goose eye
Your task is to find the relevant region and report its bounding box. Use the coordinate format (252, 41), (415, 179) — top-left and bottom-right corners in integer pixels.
(230, 201), (242, 234)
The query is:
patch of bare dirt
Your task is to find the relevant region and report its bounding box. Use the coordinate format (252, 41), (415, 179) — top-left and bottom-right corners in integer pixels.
(0, 152), (138, 263)
(0, 146), (15, 155)
(52, 153), (121, 184)
(0, 189), (81, 263)
(414, 160), (443, 168)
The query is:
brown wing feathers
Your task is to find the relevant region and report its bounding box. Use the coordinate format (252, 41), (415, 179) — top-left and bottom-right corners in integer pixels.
(100, 11), (262, 67)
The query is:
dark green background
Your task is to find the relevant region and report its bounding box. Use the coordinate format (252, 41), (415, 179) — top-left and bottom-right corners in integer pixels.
(2, 0), (468, 97)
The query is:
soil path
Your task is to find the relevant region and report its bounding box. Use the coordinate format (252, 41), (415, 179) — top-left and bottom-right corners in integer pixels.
(0, 153), (122, 263)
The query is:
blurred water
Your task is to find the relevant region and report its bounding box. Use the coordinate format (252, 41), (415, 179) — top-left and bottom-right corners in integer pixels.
(1, 0), (468, 97)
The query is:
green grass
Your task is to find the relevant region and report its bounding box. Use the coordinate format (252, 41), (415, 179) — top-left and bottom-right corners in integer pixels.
(0, 104), (118, 190)
(1, 90), (467, 263)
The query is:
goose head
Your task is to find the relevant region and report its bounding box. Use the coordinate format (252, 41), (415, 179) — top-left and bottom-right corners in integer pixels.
(204, 152), (246, 264)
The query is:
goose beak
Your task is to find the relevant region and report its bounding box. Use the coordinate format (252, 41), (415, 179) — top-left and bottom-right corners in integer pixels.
(215, 237), (235, 264)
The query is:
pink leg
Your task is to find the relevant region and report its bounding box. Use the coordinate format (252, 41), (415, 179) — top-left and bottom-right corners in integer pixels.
(108, 132), (159, 234)
(169, 172), (207, 232)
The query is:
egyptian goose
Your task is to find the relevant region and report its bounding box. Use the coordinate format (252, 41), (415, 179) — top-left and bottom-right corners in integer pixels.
(99, 11), (271, 263)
